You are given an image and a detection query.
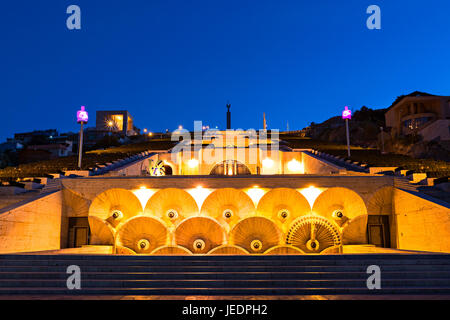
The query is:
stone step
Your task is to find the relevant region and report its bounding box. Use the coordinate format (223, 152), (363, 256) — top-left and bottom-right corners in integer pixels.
(1, 279), (450, 289)
(1, 254), (449, 296)
(1, 264), (449, 273)
(1, 287), (450, 296)
(1, 258), (449, 267)
(3, 254), (448, 261)
(1, 271), (449, 280)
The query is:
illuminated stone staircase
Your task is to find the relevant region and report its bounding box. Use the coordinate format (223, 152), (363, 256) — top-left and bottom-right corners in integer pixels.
(0, 254), (449, 296)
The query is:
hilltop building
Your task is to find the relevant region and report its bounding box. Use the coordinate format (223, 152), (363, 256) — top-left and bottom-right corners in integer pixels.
(385, 91), (450, 142)
(96, 110), (137, 136)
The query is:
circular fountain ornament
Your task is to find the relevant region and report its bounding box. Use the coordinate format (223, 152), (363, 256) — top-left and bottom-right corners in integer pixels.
(222, 209), (233, 219)
(174, 217), (226, 254)
(277, 209), (290, 221)
(193, 239), (206, 252)
(332, 209), (344, 221)
(138, 239), (150, 251)
(166, 209), (179, 220)
(111, 210), (124, 221)
(286, 215), (341, 254)
(116, 216), (168, 254)
(250, 240), (263, 252)
(229, 217), (282, 254)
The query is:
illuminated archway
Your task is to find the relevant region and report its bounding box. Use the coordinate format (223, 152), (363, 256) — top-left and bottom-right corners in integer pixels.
(200, 188), (255, 230)
(144, 188), (199, 228)
(115, 216), (169, 254)
(256, 188), (311, 233)
(88, 216), (115, 245)
(229, 217), (283, 254)
(174, 216), (226, 254)
(264, 245), (305, 255)
(88, 188), (143, 228)
(312, 187), (367, 226)
(367, 186), (393, 215)
(151, 245), (192, 255)
(208, 245), (250, 255)
(210, 160), (251, 176)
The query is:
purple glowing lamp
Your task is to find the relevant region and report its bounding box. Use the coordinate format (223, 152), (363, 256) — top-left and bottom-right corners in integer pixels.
(342, 106), (352, 120)
(77, 106), (89, 124)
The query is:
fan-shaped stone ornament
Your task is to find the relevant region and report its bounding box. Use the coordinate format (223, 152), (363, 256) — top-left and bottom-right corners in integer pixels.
(312, 187), (367, 226)
(264, 245), (305, 255)
(256, 188), (311, 232)
(145, 188), (199, 227)
(229, 217), (283, 254)
(88, 216), (115, 245)
(208, 245), (250, 255)
(320, 245), (342, 254)
(200, 188), (255, 230)
(89, 188), (143, 228)
(151, 245), (193, 255)
(175, 217), (226, 254)
(367, 186), (393, 215)
(62, 189), (90, 217)
(116, 216), (169, 254)
(342, 214), (368, 244)
(286, 215), (341, 254)
(115, 246), (137, 255)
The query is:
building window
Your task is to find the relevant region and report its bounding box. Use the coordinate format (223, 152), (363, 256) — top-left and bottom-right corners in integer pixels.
(403, 117), (432, 130)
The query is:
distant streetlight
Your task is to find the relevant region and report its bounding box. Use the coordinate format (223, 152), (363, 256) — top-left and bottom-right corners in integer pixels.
(76, 106), (88, 169)
(342, 106), (352, 158)
(143, 128), (148, 133)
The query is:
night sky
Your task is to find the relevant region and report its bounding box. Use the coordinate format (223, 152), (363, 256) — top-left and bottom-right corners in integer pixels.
(1, 0), (449, 140)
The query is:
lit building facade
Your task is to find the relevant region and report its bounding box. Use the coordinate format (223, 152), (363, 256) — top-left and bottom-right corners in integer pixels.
(385, 91), (450, 141)
(96, 110), (136, 136)
(0, 129), (449, 256)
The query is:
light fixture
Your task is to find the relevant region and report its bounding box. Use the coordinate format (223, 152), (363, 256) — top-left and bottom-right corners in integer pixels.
(188, 158), (199, 168)
(287, 159), (303, 173)
(262, 158), (274, 168)
(193, 239), (206, 252)
(223, 209), (233, 219)
(299, 186), (323, 208)
(111, 210), (123, 221)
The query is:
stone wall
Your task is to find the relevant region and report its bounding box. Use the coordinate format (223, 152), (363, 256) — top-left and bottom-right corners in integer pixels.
(108, 157), (150, 176)
(393, 188), (450, 253)
(301, 152), (344, 174)
(0, 191), (63, 253)
(62, 175), (393, 205)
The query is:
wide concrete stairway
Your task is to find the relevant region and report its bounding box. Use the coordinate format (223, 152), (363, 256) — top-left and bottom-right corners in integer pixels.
(0, 254), (449, 296)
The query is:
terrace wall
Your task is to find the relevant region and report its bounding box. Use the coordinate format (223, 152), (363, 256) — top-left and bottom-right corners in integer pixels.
(301, 151), (345, 174)
(61, 175), (393, 205)
(0, 191), (63, 253)
(393, 188), (450, 253)
(107, 157), (150, 176)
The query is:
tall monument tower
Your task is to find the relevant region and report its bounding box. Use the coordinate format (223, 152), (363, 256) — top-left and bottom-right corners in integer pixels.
(263, 112), (267, 130)
(226, 103), (231, 129)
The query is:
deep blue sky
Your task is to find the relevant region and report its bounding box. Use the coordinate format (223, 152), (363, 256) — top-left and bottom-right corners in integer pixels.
(1, 0), (449, 140)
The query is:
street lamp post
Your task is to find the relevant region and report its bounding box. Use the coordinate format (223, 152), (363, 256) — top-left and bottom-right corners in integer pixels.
(380, 126), (385, 154)
(76, 106), (89, 169)
(342, 106), (352, 158)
